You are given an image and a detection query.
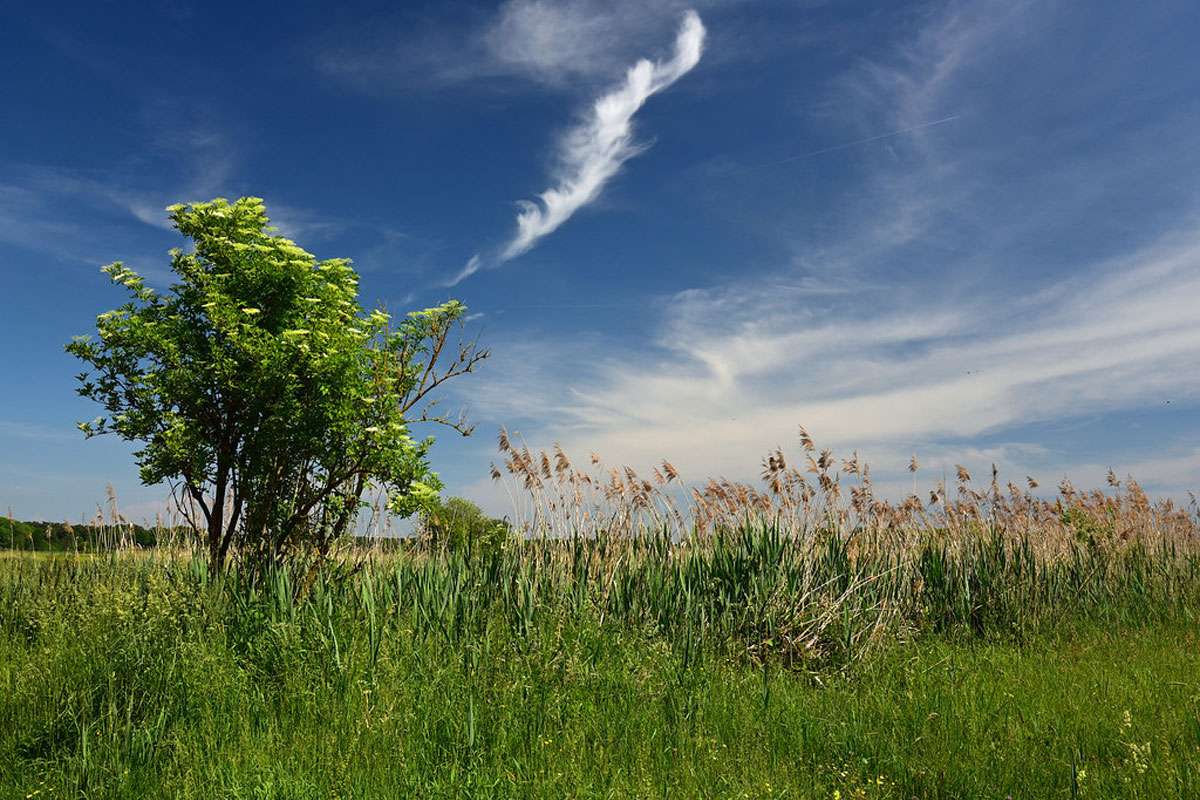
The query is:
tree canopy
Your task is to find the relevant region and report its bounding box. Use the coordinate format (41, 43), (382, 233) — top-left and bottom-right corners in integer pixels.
(67, 197), (486, 571)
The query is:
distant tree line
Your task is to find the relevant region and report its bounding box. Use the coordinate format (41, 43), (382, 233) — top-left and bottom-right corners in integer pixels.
(1, 518), (162, 552)
(2, 494), (511, 556)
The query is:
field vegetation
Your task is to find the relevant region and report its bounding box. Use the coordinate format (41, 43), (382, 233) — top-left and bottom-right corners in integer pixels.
(3, 433), (1199, 798)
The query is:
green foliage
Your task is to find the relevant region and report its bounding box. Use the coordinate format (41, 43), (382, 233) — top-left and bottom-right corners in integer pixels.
(1, 537), (1198, 798)
(1061, 504), (1115, 543)
(419, 497), (511, 556)
(66, 198), (486, 571)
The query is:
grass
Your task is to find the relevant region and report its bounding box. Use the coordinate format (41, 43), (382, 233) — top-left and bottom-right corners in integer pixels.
(3, 433), (1198, 798)
(2, 535), (1199, 799)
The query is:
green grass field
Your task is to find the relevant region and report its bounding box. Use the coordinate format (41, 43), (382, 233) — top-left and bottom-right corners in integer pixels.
(2, 529), (1199, 799)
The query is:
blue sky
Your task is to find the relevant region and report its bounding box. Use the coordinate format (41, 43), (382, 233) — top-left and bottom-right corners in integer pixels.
(2, 0), (1199, 522)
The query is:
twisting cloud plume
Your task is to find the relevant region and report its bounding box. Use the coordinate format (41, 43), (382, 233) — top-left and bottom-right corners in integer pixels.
(500, 9), (705, 262)
(440, 10), (704, 288)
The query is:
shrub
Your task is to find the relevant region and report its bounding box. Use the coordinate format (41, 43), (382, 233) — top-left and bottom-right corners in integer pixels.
(419, 497), (511, 557)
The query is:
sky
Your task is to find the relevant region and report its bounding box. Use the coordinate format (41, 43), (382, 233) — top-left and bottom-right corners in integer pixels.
(2, 0), (1199, 523)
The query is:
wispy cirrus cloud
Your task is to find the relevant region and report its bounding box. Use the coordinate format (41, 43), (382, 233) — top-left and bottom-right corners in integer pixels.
(443, 10), (705, 286)
(448, 0), (1200, 503)
(316, 0), (707, 92)
(500, 11), (705, 261)
(465, 225), (1200, 497)
(484, 0), (697, 87)
(445, 254), (484, 287)
(0, 101), (238, 270)
(0, 100), (351, 278)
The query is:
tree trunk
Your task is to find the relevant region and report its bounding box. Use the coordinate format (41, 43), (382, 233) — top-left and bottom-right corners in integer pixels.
(208, 463), (229, 573)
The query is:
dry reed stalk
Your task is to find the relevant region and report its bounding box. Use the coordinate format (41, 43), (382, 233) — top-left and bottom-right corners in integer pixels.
(486, 424), (1199, 567)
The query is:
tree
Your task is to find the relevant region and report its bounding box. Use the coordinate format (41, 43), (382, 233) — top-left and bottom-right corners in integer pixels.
(67, 197), (487, 572)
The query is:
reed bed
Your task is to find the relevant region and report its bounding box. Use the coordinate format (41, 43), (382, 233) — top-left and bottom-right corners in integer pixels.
(483, 427), (1200, 658)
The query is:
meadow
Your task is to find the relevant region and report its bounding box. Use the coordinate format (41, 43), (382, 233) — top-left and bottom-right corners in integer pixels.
(3, 434), (1199, 798)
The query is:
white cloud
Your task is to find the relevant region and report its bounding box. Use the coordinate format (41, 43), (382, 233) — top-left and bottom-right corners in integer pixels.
(439, 0), (1200, 505)
(437, 10), (706, 286)
(462, 221), (1200, 499)
(499, 10), (706, 261)
(483, 0), (703, 86)
(316, 0), (705, 91)
(444, 254), (483, 288)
